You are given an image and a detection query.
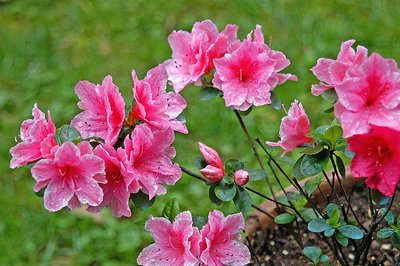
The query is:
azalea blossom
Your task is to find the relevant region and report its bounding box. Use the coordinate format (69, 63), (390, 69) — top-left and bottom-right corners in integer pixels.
(137, 211), (201, 266)
(125, 124), (181, 199)
(71, 75), (125, 146)
(311, 39), (368, 96)
(348, 126), (400, 197)
(130, 64), (188, 134)
(233, 169), (249, 186)
(30, 141), (106, 212)
(213, 25), (297, 111)
(88, 143), (140, 217)
(10, 104), (57, 168)
(165, 19), (238, 92)
(334, 53), (400, 137)
(199, 210), (251, 266)
(198, 142), (225, 182)
(266, 100), (313, 155)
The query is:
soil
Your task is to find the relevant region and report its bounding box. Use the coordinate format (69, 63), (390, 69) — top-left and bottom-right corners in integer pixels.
(247, 182), (400, 265)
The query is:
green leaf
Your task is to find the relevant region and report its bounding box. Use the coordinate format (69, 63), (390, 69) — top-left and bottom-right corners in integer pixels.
(225, 159), (244, 176)
(199, 86), (221, 101)
(300, 208), (319, 222)
(34, 187), (45, 198)
(193, 157), (207, 170)
(324, 107), (334, 113)
(193, 216), (207, 229)
(324, 227), (336, 237)
(214, 180), (236, 201)
(304, 179), (321, 196)
(324, 126), (342, 145)
(308, 218), (331, 233)
(314, 125), (330, 135)
(131, 191), (156, 211)
(222, 175), (234, 185)
(303, 246), (323, 264)
(55, 125), (81, 145)
(321, 89), (338, 103)
(247, 169), (268, 181)
(338, 225), (364, 240)
(377, 228), (394, 239)
(335, 232), (349, 247)
(371, 190), (391, 206)
(301, 149), (330, 177)
(380, 208), (395, 224)
(209, 186), (222, 206)
(335, 155), (346, 179)
(274, 213), (296, 224)
(233, 187), (252, 213)
(391, 233), (400, 249)
(326, 203), (339, 218)
(162, 198), (180, 222)
(239, 106), (253, 116)
(303, 145), (324, 155)
(320, 254), (329, 263)
(327, 209), (340, 227)
(293, 154), (306, 179)
(270, 91), (281, 110)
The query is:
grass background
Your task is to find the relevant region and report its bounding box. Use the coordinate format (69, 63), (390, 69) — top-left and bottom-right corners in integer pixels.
(1, 0), (399, 264)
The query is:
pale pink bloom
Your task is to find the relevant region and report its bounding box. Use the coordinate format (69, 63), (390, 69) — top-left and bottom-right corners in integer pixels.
(348, 126), (400, 196)
(87, 143), (140, 217)
(165, 20), (238, 92)
(125, 124), (181, 199)
(266, 100), (313, 155)
(198, 142), (225, 182)
(311, 39), (368, 96)
(10, 104), (57, 168)
(71, 75), (125, 146)
(137, 211), (201, 266)
(334, 53), (400, 137)
(30, 141), (106, 212)
(213, 25), (297, 111)
(233, 169), (249, 186)
(199, 210), (251, 266)
(131, 64), (188, 134)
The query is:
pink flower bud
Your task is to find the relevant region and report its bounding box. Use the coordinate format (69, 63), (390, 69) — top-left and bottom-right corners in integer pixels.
(200, 165), (224, 182)
(198, 142), (224, 169)
(233, 169), (249, 186)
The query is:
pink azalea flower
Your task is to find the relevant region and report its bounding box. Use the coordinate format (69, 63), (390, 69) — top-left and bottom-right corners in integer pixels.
(199, 210), (251, 266)
(71, 75), (125, 146)
(213, 25), (297, 111)
(137, 211), (201, 266)
(165, 20), (239, 92)
(334, 53), (400, 137)
(125, 124), (181, 199)
(348, 126), (400, 196)
(10, 104), (57, 168)
(30, 141), (106, 212)
(233, 169), (249, 186)
(198, 142), (225, 182)
(131, 64), (188, 134)
(311, 39), (368, 96)
(266, 100), (313, 155)
(87, 143), (140, 217)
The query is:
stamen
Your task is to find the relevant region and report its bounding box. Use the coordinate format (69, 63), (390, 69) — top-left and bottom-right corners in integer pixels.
(239, 69), (243, 81)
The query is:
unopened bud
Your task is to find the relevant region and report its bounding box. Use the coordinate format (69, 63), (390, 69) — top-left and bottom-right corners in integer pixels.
(233, 169), (249, 186)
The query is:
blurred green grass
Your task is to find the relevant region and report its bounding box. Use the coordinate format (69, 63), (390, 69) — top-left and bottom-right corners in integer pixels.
(1, 0), (399, 264)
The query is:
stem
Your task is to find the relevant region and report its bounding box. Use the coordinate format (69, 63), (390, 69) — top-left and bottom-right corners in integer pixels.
(245, 186), (292, 209)
(251, 204), (274, 219)
(233, 110), (278, 206)
(244, 230), (261, 266)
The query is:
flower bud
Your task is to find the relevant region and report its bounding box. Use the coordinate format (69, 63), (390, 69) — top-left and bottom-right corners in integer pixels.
(198, 142), (224, 169)
(200, 165), (224, 182)
(233, 169), (249, 186)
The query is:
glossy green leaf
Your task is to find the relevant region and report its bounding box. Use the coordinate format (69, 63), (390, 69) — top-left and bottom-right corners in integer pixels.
(233, 187), (252, 213)
(131, 191), (155, 211)
(162, 198), (180, 222)
(215, 180), (236, 201)
(338, 225), (364, 240)
(292, 154), (305, 179)
(335, 154), (346, 179)
(303, 246), (323, 264)
(247, 169), (268, 181)
(55, 125), (81, 145)
(193, 216), (207, 229)
(209, 186), (222, 206)
(270, 91), (281, 110)
(193, 157), (207, 170)
(199, 86), (221, 101)
(301, 149), (330, 177)
(308, 218), (331, 233)
(335, 232), (349, 247)
(225, 159), (244, 176)
(377, 228), (394, 239)
(274, 213), (296, 224)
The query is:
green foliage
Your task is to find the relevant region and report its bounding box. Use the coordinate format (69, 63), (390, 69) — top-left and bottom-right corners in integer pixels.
(301, 149), (330, 177)
(303, 246), (329, 265)
(274, 213), (296, 224)
(270, 91), (281, 110)
(338, 225), (364, 240)
(55, 125), (81, 145)
(224, 159), (244, 176)
(233, 187), (252, 213)
(199, 86), (221, 101)
(247, 169), (268, 181)
(162, 198), (180, 222)
(131, 191), (156, 211)
(214, 177), (236, 201)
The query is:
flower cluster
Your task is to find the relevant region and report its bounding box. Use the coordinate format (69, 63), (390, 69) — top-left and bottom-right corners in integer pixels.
(312, 40), (400, 196)
(137, 210), (251, 266)
(10, 64), (186, 216)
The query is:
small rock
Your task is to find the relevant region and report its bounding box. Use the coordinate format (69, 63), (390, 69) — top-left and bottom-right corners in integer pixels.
(348, 253), (355, 260)
(381, 244), (392, 250)
(282, 250), (289, 256)
(270, 241), (275, 246)
(371, 240), (380, 249)
(264, 255), (271, 262)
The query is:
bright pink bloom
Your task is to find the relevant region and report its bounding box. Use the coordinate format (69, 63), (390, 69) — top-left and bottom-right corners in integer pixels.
(334, 53), (400, 137)
(137, 211), (201, 266)
(348, 126), (400, 196)
(165, 20), (238, 92)
(233, 169), (249, 186)
(88, 143), (140, 217)
(311, 39), (368, 96)
(199, 210), (250, 266)
(198, 142), (224, 182)
(213, 25), (297, 111)
(125, 124), (181, 199)
(266, 100), (313, 155)
(71, 75), (125, 145)
(131, 65), (188, 134)
(10, 104), (57, 168)
(31, 141), (106, 212)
